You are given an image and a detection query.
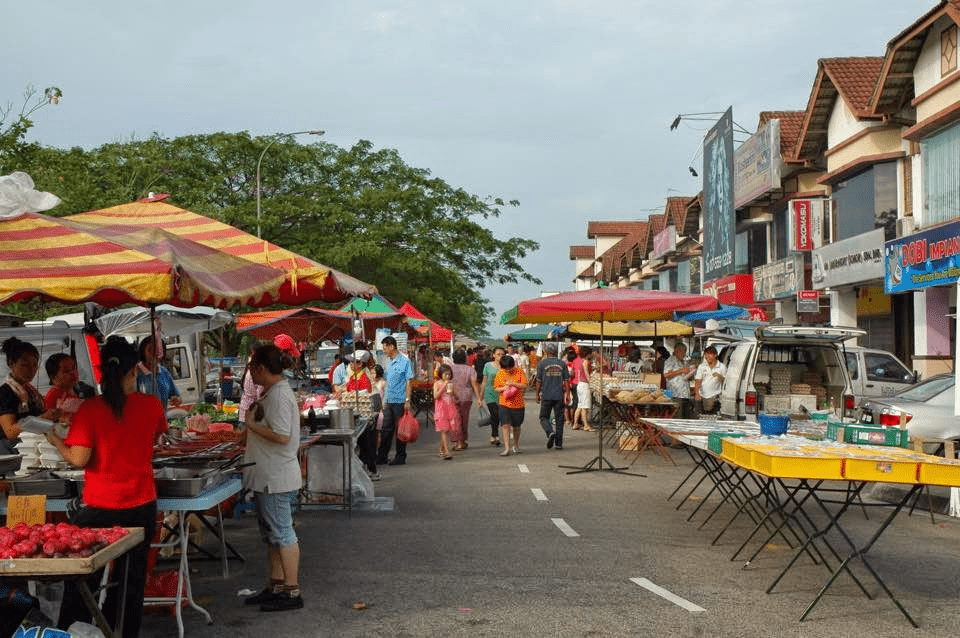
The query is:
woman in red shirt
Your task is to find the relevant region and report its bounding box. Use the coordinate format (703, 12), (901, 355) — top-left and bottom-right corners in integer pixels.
(46, 336), (168, 638)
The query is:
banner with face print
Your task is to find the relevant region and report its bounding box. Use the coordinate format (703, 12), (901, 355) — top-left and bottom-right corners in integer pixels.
(702, 107), (735, 283)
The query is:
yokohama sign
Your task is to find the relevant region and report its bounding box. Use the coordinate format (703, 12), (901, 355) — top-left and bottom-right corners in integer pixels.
(793, 200), (813, 251)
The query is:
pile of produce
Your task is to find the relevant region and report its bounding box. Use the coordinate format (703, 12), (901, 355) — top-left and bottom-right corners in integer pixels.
(0, 522), (129, 559)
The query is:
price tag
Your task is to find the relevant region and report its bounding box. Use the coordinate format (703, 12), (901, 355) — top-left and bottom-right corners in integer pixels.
(6, 494), (46, 527)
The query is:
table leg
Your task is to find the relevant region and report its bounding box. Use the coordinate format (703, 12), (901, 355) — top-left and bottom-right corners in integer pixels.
(78, 580), (116, 638)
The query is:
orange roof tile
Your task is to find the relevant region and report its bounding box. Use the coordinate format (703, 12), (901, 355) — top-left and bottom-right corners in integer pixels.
(598, 222), (647, 279)
(666, 196), (689, 230)
(586, 221), (645, 238)
(569, 245), (594, 260)
(822, 57), (885, 115)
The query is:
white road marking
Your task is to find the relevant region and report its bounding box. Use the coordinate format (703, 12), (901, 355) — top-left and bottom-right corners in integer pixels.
(531, 488), (548, 501)
(518, 464), (530, 473)
(551, 517), (579, 537)
(630, 577), (706, 613)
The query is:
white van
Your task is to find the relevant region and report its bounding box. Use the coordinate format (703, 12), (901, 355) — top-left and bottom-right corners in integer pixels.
(843, 346), (918, 399)
(718, 325), (865, 421)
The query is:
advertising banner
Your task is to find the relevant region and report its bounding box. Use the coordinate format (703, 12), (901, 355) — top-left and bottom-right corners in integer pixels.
(793, 200), (813, 250)
(651, 226), (677, 259)
(753, 254), (803, 301)
(797, 290), (819, 313)
(884, 218), (960, 293)
(811, 228), (885, 289)
(734, 118), (782, 209)
(702, 107), (736, 283)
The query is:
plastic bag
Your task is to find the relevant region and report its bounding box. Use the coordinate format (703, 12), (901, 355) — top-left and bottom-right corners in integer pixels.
(396, 410), (420, 443)
(476, 404), (491, 427)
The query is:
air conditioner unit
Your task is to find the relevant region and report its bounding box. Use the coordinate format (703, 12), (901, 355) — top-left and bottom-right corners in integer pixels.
(896, 217), (915, 238)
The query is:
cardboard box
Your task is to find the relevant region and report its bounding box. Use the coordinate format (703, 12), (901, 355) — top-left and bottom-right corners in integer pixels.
(762, 395), (791, 414)
(790, 394), (819, 414)
(642, 373), (662, 387)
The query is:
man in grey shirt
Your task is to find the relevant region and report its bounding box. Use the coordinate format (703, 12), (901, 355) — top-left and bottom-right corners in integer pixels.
(663, 342), (695, 418)
(535, 343), (570, 449)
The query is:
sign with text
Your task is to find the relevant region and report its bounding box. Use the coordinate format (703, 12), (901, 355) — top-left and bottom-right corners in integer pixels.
(734, 118), (782, 209)
(791, 199), (818, 250)
(702, 107), (736, 283)
(753, 254), (803, 301)
(6, 495), (46, 527)
(797, 290), (819, 313)
(811, 228), (885, 289)
(884, 218), (960, 293)
(651, 226), (677, 259)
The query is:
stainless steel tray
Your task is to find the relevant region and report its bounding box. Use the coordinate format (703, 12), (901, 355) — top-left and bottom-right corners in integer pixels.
(154, 467), (232, 498)
(0, 454), (22, 476)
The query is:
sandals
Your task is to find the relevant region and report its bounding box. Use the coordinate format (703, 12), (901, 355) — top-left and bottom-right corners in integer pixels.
(490, 437), (500, 446)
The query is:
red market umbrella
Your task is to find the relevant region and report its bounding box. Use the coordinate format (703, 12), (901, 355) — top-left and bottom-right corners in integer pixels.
(501, 288), (719, 476)
(397, 301), (454, 343)
(66, 197), (377, 305)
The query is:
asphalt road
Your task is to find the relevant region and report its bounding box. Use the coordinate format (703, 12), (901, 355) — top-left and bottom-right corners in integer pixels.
(141, 397), (960, 638)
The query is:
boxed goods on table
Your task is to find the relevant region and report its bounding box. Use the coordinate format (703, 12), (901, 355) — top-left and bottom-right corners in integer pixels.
(826, 422), (910, 448)
(707, 431), (745, 454)
(789, 394), (819, 415)
(762, 395), (791, 414)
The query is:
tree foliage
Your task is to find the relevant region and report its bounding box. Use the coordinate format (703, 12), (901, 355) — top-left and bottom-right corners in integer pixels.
(11, 131), (539, 336)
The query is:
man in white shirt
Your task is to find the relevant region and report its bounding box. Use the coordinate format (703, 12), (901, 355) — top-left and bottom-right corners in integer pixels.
(694, 345), (725, 415)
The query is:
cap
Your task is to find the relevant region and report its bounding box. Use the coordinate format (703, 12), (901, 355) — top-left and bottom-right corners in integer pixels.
(273, 333), (300, 358)
(346, 350), (371, 363)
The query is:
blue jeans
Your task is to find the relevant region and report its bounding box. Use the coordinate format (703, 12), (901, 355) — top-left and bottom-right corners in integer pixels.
(539, 398), (564, 446)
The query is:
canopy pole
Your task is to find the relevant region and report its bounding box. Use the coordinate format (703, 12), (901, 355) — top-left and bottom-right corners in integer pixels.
(561, 311), (644, 477)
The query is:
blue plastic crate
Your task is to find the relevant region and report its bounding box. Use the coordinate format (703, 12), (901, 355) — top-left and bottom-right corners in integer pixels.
(758, 413), (790, 436)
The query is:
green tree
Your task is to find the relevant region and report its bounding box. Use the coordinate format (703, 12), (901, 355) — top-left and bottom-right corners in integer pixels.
(0, 85), (62, 173)
(18, 132), (539, 335)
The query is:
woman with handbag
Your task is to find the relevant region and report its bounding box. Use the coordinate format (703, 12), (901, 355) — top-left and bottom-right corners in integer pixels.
(494, 354), (528, 456)
(480, 347), (505, 446)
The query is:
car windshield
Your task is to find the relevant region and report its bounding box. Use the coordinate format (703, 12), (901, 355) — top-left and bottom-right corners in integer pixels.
(897, 375), (954, 402)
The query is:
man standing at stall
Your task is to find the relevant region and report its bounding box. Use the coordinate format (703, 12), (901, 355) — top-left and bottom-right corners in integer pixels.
(376, 336), (415, 466)
(663, 342), (695, 418)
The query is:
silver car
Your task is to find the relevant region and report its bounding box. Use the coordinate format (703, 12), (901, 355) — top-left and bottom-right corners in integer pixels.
(857, 374), (957, 444)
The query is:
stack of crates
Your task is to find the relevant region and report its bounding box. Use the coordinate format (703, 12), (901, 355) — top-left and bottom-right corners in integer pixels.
(826, 422), (910, 448)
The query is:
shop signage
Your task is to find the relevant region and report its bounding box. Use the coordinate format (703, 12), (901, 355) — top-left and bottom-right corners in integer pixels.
(702, 273), (754, 305)
(753, 254), (803, 301)
(651, 226), (677, 259)
(734, 118), (782, 209)
(702, 107), (736, 283)
(884, 218), (960, 293)
(811, 228), (885, 289)
(797, 290), (819, 313)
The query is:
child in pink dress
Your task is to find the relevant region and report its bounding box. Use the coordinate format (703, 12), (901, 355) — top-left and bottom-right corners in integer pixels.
(433, 364), (460, 460)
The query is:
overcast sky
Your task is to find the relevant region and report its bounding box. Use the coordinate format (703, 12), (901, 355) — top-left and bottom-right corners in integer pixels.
(2, 1), (938, 336)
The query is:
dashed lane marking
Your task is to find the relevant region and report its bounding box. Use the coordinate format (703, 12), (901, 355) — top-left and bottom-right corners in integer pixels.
(531, 488), (548, 501)
(518, 464), (530, 473)
(551, 517), (579, 537)
(630, 577), (706, 613)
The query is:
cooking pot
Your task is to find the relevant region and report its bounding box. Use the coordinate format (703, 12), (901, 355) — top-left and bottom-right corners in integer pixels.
(328, 407), (355, 430)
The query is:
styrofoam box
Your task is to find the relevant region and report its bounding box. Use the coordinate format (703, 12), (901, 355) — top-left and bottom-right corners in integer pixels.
(763, 395), (792, 413)
(790, 394), (819, 413)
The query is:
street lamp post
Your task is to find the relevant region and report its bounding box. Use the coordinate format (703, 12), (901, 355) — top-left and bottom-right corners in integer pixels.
(256, 129), (324, 238)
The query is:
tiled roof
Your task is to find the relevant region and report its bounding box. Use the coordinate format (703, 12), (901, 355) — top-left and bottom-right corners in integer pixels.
(795, 56), (884, 161)
(872, 0), (960, 114)
(586, 221), (645, 238)
(759, 110), (806, 159)
(666, 197), (689, 230)
(569, 245), (594, 260)
(822, 57), (885, 115)
(600, 222), (647, 280)
(577, 263), (596, 279)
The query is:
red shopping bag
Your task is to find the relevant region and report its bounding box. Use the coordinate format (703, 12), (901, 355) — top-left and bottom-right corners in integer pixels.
(396, 410), (421, 443)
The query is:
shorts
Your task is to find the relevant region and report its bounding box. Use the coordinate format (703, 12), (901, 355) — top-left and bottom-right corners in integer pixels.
(255, 490), (298, 548)
(576, 382), (592, 409)
(499, 405), (525, 427)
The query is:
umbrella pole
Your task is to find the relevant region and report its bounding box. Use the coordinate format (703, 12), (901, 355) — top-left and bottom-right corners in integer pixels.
(562, 311), (644, 477)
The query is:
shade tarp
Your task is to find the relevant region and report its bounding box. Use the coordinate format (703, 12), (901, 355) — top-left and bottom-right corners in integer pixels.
(66, 198), (377, 305)
(397, 301), (453, 342)
(94, 305), (234, 339)
(564, 320), (693, 338)
(674, 304), (748, 323)
(501, 288), (719, 324)
(506, 324), (564, 342)
(340, 294), (398, 315)
(236, 307), (408, 343)
(0, 212), (286, 308)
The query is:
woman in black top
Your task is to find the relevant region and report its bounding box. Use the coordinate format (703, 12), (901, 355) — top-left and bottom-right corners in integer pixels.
(0, 337), (61, 454)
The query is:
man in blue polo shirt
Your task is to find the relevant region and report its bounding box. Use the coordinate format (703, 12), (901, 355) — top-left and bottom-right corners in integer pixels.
(376, 336), (415, 466)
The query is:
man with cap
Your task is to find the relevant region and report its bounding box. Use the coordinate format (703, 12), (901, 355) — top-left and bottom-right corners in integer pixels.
(535, 343), (569, 450)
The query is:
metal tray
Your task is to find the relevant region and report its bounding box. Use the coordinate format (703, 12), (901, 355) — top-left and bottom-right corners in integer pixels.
(11, 471), (79, 498)
(154, 467), (232, 498)
(0, 454), (22, 476)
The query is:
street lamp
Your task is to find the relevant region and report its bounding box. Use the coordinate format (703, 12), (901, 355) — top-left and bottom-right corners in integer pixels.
(256, 129), (325, 238)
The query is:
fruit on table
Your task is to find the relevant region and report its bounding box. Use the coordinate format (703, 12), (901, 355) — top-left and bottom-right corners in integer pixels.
(0, 522), (129, 558)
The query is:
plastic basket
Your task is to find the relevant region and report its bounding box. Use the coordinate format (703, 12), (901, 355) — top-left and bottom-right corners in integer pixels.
(707, 431), (745, 455)
(758, 413), (790, 436)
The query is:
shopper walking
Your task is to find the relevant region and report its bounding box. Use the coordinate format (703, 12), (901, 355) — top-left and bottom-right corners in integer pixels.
(433, 364), (459, 459)
(376, 336), (415, 466)
(535, 343), (569, 450)
(494, 354), (527, 456)
(480, 347), (504, 446)
(450, 349), (482, 451)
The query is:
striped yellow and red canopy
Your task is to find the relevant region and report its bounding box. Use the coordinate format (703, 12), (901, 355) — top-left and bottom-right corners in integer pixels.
(67, 199), (376, 304)
(0, 212), (288, 307)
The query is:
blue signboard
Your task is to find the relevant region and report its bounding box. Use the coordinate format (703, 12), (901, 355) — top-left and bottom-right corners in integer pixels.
(884, 218), (960, 293)
(702, 107), (735, 283)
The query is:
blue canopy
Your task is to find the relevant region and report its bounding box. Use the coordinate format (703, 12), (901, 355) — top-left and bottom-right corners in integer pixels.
(674, 304), (748, 323)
